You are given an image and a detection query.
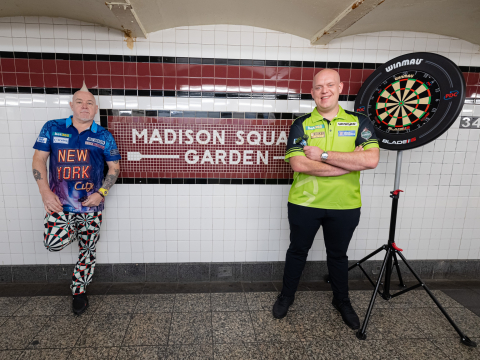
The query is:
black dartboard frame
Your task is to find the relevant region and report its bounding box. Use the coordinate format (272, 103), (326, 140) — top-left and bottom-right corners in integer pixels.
(354, 52), (466, 150)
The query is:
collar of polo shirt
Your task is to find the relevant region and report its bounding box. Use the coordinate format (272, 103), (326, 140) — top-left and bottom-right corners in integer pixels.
(312, 106), (348, 122)
(66, 115), (98, 133)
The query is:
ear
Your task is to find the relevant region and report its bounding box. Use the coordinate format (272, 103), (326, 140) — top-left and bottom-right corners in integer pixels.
(69, 101), (74, 111)
(338, 82), (344, 93)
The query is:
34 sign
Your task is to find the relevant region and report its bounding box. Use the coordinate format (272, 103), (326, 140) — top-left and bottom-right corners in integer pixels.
(459, 117), (480, 129)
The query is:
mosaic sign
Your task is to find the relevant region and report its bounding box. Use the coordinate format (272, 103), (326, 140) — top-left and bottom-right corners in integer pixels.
(109, 115), (293, 179)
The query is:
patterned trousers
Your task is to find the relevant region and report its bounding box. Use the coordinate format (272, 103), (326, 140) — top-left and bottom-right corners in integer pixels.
(44, 211), (102, 295)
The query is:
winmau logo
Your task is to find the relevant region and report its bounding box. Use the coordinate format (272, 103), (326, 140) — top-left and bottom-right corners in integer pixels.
(386, 59), (423, 72)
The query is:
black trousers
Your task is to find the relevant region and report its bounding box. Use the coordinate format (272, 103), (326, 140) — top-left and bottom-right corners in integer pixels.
(282, 202), (361, 300)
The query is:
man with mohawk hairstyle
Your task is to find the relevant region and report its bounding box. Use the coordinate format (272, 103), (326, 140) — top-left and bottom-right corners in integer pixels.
(32, 82), (121, 315)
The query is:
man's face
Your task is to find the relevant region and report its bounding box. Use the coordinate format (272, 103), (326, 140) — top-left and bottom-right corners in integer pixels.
(311, 70), (343, 113)
(70, 91), (98, 122)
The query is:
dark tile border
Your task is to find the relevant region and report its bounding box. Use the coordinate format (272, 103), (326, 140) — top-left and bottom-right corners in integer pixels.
(241, 263), (273, 282)
(94, 264), (114, 282)
(0, 266), (12, 283)
(1, 260), (479, 284)
(146, 263), (178, 282)
(115, 178), (295, 185)
(112, 263), (146, 282)
(3, 51), (480, 74)
(46, 264), (75, 283)
(106, 282), (145, 294)
(11, 265), (46, 283)
(2, 279), (480, 298)
(178, 263), (210, 282)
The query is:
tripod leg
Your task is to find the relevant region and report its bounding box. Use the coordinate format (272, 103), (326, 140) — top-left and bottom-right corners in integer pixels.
(395, 251), (477, 347)
(392, 252), (405, 288)
(356, 247), (391, 340)
(348, 245), (386, 271)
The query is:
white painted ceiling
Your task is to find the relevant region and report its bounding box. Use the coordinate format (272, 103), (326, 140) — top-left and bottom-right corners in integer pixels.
(1, 0), (480, 45)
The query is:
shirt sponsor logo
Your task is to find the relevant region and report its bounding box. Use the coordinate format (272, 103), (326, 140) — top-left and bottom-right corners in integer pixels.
(85, 141), (105, 150)
(338, 131), (356, 137)
(53, 137), (69, 144)
(311, 132), (325, 138)
(53, 132), (71, 138)
(361, 127), (372, 141)
(337, 122), (357, 126)
(306, 125), (325, 130)
(37, 136), (47, 143)
(110, 149), (120, 156)
(86, 137), (105, 145)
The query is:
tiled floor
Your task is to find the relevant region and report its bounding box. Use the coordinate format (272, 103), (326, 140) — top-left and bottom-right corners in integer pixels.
(0, 280), (479, 359)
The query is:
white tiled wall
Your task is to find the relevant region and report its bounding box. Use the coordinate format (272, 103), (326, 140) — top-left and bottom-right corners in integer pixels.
(0, 16), (479, 265)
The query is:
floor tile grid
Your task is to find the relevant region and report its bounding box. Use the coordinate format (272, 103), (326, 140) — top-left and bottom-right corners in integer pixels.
(250, 289), (479, 359)
(114, 292), (309, 358)
(116, 304), (138, 354)
(43, 295), (114, 357)
(0, 293), (480, 358)
(349, 290), (480, 360)
(243, 293), (295, 359)
(0, 298), (91, 359)
(126, 293), (210, 358)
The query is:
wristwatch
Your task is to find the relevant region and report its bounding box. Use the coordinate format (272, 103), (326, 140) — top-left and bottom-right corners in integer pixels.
(97, 188), (109, 197)
(321, 151), (329, 162)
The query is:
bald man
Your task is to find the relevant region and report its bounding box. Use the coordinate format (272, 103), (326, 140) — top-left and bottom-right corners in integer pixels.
(273, 69), (380, 329)
(32, 84), (121, 315)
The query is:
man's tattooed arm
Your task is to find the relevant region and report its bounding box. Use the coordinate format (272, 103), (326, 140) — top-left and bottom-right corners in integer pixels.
(33, 169), (43, 181)
(101, 167), (120, 190)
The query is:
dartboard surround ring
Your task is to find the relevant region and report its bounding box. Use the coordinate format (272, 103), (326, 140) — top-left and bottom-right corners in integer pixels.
(355, 52), (465, 150)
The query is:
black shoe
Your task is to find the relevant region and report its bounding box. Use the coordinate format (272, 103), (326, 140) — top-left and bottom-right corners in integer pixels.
(272, 294), (295, 319)
(332, 297), (360, 330)
(72, 293), (89, 315)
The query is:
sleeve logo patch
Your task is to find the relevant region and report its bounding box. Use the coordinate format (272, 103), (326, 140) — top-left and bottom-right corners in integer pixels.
(306, 125), (325, 130)
(338, 131), (356, 137)
(310, 132), (325, 138)
(110, 149), (120, 156)
(361, 127), (372, 141)
(53, 137), (69, 144)
(53, 132), (71, 138)
(36, 137), (47, 143)
(86, 137), (106, 146)
(85, 141), (105, 150)
(337, 122), (357, 126)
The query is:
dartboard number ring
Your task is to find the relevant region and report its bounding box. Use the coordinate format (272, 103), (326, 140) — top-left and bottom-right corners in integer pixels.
(355, 52), (465, 150)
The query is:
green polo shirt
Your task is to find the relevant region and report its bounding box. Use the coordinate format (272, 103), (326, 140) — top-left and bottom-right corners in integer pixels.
(285, 106), (379, 209)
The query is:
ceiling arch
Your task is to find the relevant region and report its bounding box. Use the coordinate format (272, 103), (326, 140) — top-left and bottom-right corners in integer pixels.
(1, 0), (479, 46)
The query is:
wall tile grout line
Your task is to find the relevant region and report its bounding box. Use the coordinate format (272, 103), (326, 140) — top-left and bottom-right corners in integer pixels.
(1, 18), (479, 278)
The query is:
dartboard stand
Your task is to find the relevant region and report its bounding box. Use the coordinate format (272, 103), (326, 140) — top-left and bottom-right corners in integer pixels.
(348, 150), (477, 347)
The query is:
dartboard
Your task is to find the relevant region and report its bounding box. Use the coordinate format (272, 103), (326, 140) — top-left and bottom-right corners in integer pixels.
(355, 52), (465, 150)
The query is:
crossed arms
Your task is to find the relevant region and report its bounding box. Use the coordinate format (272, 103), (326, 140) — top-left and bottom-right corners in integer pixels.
(289, 146), (379, 177)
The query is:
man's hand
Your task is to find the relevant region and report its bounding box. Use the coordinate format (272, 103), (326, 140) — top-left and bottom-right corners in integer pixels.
(304, 146), (323, 161)
(41, 189), (63, 213)
(81, 192), (104, 208)
(354, 145), (363, 152)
